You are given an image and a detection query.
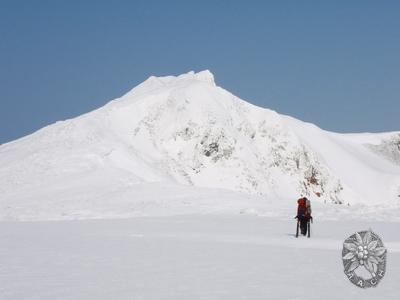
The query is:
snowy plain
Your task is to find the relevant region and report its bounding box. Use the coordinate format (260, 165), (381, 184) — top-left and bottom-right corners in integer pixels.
(1, 214), (399, 300)
(1, 185), (399, 299)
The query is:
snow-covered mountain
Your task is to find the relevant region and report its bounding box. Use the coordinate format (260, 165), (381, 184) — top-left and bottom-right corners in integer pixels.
(1, 70), (399, 220)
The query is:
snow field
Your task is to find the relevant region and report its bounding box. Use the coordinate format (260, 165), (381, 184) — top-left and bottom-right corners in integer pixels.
(1, 215), (399, 299)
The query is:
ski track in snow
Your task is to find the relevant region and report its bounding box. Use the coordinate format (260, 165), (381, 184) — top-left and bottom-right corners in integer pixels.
(125, 232), (400, 253)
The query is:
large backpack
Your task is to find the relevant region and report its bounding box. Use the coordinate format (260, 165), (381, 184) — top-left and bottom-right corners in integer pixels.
(297, 197), (310, 217)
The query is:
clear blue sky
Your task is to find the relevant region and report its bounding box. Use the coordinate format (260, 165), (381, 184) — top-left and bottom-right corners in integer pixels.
(1, 1), (399, 144)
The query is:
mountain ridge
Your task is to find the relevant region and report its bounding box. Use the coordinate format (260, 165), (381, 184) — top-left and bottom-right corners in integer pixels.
(1, 70), (399, 220)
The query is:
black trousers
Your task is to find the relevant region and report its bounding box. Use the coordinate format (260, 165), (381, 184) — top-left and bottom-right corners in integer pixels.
(298, 216), (309, 235)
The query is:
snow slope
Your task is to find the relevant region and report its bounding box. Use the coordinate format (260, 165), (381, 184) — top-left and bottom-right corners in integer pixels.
(0, 70), (399, 220)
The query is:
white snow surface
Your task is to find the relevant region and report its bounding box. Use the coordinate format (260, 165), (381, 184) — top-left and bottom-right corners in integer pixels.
(1, 70), (400, 221)
(1, 216), (399, 299)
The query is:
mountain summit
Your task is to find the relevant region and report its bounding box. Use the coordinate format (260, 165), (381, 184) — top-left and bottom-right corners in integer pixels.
(1, 70), (399, 220)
